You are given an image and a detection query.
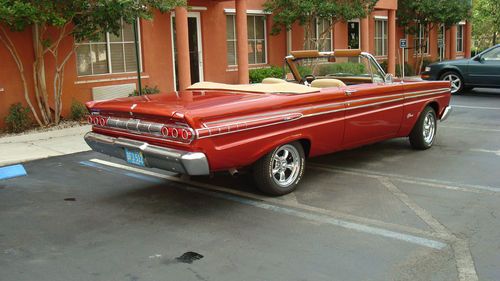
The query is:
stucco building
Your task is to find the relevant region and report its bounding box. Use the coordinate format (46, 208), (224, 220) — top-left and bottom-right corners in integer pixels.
(0, 0), (472, 128)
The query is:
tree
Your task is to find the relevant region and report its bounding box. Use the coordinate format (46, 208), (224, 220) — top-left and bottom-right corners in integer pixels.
(264, 0), (378, 50)
(0, 0), (185, 126)
(397, 0), (471, 74)
(473, 0), (500, 51)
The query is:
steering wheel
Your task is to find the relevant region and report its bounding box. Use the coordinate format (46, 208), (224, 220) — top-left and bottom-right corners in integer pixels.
(301, 74), (316, 85)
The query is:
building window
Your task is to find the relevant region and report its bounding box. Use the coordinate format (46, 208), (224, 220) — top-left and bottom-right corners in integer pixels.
(375, 19), (387, 56)
(226, 15), (267, 66)
(76, 19), (141, 76)
(347, 20), (360, 49)
(312, 18), (332, 51)
(414, 24), (429, 55)
(456, 24), (464, 53)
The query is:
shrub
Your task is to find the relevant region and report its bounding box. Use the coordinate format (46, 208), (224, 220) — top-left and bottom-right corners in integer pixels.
(316, 62), (366, 76)
(380, 60), (415, 77)
(130, 85), (160, 96)
(249, 66), (284, 83)
(70, 100), (88, 121)
(5, 103), (32, 133)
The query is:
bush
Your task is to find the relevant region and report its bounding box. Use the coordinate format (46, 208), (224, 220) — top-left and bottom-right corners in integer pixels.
(380, 61), (415, 77)
(316, 62), (366, 76)
(249, 66), (284, 83)
(130, 85), (160, 96)
(70, 100), (88, 121)
(5, 103), (32, 133)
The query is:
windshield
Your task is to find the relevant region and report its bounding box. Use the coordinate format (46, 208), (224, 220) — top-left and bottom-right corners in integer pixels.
(286, 55), (385, 85)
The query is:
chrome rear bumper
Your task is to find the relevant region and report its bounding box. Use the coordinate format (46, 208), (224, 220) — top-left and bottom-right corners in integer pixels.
(440, 105), (452, 122)
(84, 132), (209, 175)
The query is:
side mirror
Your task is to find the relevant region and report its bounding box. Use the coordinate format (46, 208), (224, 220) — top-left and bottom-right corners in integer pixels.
(385, 73), (394, 84)
(474, 55), (484, 62)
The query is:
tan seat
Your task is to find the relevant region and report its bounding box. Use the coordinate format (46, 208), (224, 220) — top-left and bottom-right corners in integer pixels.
(262, 77), (287, 84)
(310, 78), (346, 88)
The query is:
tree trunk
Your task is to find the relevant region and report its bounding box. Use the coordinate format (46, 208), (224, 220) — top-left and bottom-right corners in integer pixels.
(493, 32), (497, 45)
(32, 24), (52, 125)
(0, 26), (43, 126)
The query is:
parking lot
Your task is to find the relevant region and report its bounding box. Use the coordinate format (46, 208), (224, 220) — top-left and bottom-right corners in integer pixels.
(1, 88), (499, 281)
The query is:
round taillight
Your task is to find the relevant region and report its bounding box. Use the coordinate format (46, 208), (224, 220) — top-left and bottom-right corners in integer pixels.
(161, 126), (169, 137)
(99, 116), (107, 126)
(87, 115), (93, 124)
(92, 116), (99, 125)
(181, 129), (192, 140)
(171, 128), (179, 138)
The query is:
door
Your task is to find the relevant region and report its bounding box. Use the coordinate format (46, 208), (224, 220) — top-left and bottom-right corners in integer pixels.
(171, 12), (204, 90)
(468, 46), (500, 87)
(347, 20), (360, 49)
(342, 84), (405, 148)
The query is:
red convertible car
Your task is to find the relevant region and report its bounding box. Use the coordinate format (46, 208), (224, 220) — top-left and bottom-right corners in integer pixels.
(85, 50), (452, 195)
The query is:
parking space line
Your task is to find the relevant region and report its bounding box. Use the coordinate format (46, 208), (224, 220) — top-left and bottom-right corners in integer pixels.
(441, 125), (500, 133)
(470, 148), (500, 156)
(309, 164), (499, 194)
(452, 105), (500, 110)
(378, 178), (478, 281)
(85, 158), (448, 250)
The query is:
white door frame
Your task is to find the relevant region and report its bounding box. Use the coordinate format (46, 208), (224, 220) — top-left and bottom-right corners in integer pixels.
(170, 11), (204, 91)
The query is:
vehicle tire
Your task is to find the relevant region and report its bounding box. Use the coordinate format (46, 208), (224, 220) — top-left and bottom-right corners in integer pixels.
(409, 106), (437, 150)
(253, 142), (305, 196)
(440, 71), (463, 94)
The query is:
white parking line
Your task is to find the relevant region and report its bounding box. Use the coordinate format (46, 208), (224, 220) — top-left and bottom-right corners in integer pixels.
(470, 148), (500, 156)
(378, 178), (478, 281)
(87, 158), (448, 250)
(440, 125), (500, 133)
(309, 164), (500, 194)
(452, 104), (500, 110)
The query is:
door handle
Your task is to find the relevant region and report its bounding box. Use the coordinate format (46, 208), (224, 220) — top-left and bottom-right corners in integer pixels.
(344, 89), (357, 96)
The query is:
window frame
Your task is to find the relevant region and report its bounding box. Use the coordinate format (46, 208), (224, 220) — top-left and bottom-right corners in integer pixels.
(226, 14), (268, 66)
(75, 19), (143, 77)
(374, 18), (388, 57)
(413, 23), (430, 55)
(313, 18), (333, 52)
(456, 24), (464, 53)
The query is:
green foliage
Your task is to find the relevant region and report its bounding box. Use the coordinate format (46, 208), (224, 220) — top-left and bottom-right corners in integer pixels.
(130, 85), (161, 96)
(380, 61), (415, 77)
(264, 0), (378, 49)
(397, 0), (471, 32)
(70, 100), (88, 121)
(0, 0), (186, 46)
(5, 103), (31, 133)
(473, 0), (500, 50)
(249, 66), (285, 83)
(316, 62), (366, 76)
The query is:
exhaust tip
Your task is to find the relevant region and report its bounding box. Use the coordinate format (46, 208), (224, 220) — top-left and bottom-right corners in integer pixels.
(228, 168), (239, 177)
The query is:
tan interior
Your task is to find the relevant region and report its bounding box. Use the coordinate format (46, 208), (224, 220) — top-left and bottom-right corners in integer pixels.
(262, 78), (287, 84)
(188, 81), (320, 94)
(310, 79), (346, 88)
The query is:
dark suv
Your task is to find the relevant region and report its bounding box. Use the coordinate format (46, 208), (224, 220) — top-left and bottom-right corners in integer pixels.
(421, 44), (500, 94)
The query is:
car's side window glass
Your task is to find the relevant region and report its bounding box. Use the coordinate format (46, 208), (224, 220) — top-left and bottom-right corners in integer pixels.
(482, 48), (500, 61)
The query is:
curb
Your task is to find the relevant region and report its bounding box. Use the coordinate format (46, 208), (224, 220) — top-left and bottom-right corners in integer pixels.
(0, 125), (91, 144)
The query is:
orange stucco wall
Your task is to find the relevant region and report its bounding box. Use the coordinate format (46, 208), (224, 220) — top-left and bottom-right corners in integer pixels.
(0, 0), (471, 129)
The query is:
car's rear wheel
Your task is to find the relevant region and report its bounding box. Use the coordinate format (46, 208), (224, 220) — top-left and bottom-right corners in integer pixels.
(409, 106), (437, 150)
(440, 71), (463, 94)
(253, 142), (305, 196)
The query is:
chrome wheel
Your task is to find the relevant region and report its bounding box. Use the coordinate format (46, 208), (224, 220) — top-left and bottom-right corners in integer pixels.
(271, 144), (300, 188)
(443, 73), (462, 94)
(422, 111), (436, 145)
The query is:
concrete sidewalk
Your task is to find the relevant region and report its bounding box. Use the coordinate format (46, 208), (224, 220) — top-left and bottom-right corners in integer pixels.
(0, 125), (91, 167)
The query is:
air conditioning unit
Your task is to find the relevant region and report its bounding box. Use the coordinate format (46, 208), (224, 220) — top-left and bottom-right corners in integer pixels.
(92, 83), (136, 101)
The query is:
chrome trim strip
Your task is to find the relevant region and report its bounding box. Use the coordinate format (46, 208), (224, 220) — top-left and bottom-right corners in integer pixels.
(195, 88), (450, 139)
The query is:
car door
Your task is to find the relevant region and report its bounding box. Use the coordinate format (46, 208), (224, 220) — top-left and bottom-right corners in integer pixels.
(341, 83), (405, 149)
(467, 46), (500, 86)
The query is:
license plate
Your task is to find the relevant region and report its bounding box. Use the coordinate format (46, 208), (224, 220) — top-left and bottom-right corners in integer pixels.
(125, 149), (145, 167)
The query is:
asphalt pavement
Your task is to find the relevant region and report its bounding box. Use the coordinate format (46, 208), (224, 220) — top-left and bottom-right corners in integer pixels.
(0, 88), (499, 281)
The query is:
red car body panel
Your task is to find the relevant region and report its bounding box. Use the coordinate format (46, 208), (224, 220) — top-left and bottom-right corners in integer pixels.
(86, 80), (451, 172)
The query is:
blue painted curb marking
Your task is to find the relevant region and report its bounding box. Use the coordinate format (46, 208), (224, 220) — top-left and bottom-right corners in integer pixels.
(0, 164), (27, 180)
